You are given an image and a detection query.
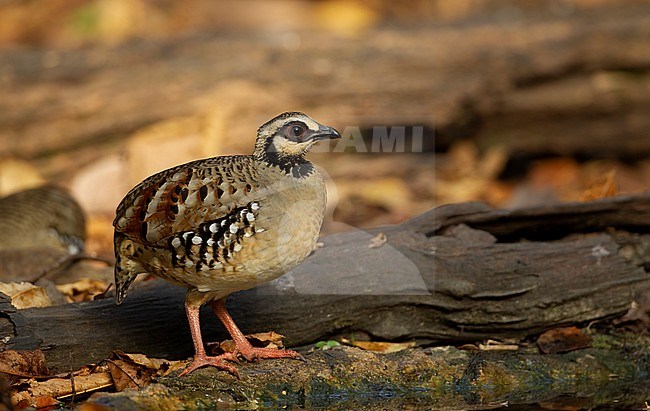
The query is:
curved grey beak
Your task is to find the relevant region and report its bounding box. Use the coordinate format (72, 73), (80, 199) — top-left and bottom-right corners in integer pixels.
(309, 124), (341, 141)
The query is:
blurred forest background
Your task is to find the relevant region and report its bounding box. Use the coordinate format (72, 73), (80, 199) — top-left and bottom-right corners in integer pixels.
(1, 2), (649, 406)
(0, 0), (648, 263)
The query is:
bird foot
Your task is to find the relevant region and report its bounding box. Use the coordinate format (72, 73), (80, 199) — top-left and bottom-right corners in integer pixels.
(236, 346), (304, 363)
(178, 352), (240, 377)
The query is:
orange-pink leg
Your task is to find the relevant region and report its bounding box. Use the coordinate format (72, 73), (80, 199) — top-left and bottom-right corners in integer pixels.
(210, 299), (303, 362)
(178, 303), (240, 377)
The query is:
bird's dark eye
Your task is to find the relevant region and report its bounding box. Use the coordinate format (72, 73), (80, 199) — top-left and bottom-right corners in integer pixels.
(285, 123), (307, 140)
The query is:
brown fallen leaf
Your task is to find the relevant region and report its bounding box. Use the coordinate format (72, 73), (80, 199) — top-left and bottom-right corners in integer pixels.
(107, 351), (184, 391)
(213, 331), (286, 355)
(0, 282), (53, 309)
(347, 340), (416, 354)
(537, 326), (591, 354)
(247, 331), (286, 348)
(107, 359), (152, 391)
(0, 373), (11, 411)
(0, 349), (48, 378)
(368, 232), (387, 249)
(14, 395), (59, 410)
(579, 169), (617, 201)
(112, 351), (185, 377)
(56, 278), (110, 303)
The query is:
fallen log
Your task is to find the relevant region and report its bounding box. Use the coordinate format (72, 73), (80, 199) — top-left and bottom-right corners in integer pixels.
(83, 341), (650, 410)
(1, 195), (649, 373)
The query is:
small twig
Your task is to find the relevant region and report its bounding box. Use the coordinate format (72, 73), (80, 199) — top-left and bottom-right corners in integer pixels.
(93, 283), (113, 301)
(69, 371), (76, 409)
(0, 364), (51, 380)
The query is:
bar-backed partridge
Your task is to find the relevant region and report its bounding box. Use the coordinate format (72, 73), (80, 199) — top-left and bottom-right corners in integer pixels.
(114, 112), (340, 376)
(0, 186), (85, 253)
(0, 186), (86, 282)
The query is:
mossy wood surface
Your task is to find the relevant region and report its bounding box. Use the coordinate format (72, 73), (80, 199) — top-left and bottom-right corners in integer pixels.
(85, 340), (649, 410)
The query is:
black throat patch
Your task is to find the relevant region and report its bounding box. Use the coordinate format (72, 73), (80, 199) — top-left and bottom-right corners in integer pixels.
(260, 141), (315, 178)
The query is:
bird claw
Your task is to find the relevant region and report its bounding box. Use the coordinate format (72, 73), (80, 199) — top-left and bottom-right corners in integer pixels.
(178, 352), (240, 378)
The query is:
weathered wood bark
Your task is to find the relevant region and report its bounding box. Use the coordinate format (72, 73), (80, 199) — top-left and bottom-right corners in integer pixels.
(0, 4), (648, 181)
(1, 195), (649, 373)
